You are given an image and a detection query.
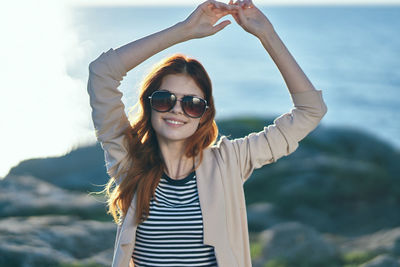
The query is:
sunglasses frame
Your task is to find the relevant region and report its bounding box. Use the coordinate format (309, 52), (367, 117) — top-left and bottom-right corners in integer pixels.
(148, 90), (209, 118)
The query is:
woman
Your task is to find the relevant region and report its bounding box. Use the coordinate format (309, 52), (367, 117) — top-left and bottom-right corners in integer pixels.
(87, 0), (327, 266)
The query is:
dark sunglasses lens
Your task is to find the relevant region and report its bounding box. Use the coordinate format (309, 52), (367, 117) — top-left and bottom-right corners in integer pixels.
(151, 91), (175, 112)
(182, 97), (206, 118)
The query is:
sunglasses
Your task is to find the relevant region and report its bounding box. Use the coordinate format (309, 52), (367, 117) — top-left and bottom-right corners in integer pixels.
(148, 90), (209, 118)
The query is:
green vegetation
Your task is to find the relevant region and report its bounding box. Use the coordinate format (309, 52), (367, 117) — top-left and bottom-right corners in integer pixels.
(261, 257), (342, 267)
(264, 259), (289, 267)
(59, 262), (105, 267)
(250, 240), (263, 260)
(341, 250), (378, 266)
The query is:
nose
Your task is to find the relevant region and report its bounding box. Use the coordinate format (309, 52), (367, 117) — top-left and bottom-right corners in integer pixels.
(170, 98), (184, 115)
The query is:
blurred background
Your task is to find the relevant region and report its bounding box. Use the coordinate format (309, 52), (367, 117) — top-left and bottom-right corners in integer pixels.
(1, 0), (399, 266)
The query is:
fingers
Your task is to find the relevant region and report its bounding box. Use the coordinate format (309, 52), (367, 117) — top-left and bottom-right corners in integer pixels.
(230, 0), (254, 9)
(227, 1), (240, 23)
(230, 12), (240, 25)
(207, 0), (226, 10)
(207, 0), (239, 12)
(227, 1), (246, 26)
(212, 20), (232, 34)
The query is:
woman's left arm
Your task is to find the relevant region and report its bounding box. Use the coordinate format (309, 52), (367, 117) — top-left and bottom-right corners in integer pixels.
(218, 0), (328, 182)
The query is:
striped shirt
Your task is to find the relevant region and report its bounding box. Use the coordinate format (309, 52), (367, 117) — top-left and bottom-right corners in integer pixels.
(132, 171), (218, 267)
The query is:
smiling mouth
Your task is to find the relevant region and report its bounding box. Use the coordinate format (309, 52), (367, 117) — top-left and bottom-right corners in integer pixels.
(164, 119), (185, 125)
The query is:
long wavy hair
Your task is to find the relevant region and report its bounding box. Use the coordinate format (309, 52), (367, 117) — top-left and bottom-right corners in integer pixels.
(103, 54), (218, 225)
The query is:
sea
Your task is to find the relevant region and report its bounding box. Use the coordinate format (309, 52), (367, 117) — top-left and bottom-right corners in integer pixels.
(72, 5), (400, 150)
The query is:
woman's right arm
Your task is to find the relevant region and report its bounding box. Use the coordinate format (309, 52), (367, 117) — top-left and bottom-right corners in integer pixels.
(87, 0), (235, 183)
(114, 22), (189, 73)
(115, 0), (236, 71)
(87, 49), (130, 184)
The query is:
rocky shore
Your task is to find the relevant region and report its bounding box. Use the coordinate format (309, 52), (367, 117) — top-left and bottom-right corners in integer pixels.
(1, 117), (400, 267)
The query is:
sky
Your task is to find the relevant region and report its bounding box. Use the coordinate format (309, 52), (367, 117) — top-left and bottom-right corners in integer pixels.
(1, 0), (399, 178)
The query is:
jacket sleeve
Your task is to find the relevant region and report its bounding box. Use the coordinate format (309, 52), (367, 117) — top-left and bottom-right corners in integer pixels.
(87, 48), (131, 185)
(214, 89), (328, 183)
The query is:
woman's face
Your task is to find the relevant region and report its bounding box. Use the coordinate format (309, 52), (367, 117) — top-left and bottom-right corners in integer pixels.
(151, 73), (205, 146)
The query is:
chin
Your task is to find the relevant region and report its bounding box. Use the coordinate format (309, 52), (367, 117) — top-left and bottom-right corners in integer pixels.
(157, 131), (195, 143)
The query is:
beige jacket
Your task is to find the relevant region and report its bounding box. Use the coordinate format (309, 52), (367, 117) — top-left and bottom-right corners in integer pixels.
(87, 48), (328, 267)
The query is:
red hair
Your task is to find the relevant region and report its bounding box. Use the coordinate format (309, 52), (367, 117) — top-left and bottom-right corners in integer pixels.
(104, 54), (218, 225)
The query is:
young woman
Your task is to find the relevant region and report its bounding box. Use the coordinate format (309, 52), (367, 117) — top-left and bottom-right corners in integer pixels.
(87, 0), (327, 266)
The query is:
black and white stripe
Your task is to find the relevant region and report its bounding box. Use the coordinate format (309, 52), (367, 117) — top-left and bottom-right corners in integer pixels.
(132, 171), (218, 267)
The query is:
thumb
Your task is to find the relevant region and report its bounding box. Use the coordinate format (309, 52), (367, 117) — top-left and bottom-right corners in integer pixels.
(237, 6), (247, 26)
(212, 20), (231, 34)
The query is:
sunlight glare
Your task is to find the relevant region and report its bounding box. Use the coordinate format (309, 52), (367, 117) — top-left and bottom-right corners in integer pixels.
(0, 0), (95, 178)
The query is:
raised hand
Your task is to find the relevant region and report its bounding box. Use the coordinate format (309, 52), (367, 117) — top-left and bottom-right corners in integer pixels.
(229, 0), (273, 38)
(182, 0), (239, 39)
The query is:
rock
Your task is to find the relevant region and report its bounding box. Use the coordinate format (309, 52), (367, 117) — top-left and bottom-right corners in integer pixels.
(247, 202), (283, 232)
(0, 215), (116, 266)
(81, 248), (115, 266)
(340, 227), (400, 256)
(0, 175), (106, 219)
(259, 222), (337, 264)
(291, 205), (335, 233)
(361, 255), (400, 267)
(251, 258), (267, 267)
(243, 123), (400, 235)
(6, 143), (108, 191)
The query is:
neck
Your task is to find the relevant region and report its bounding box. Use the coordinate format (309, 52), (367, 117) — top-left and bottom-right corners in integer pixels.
(158, 139), (194, 180)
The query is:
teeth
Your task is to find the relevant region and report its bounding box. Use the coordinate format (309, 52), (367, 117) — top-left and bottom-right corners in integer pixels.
(165, 119), (184, 125)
